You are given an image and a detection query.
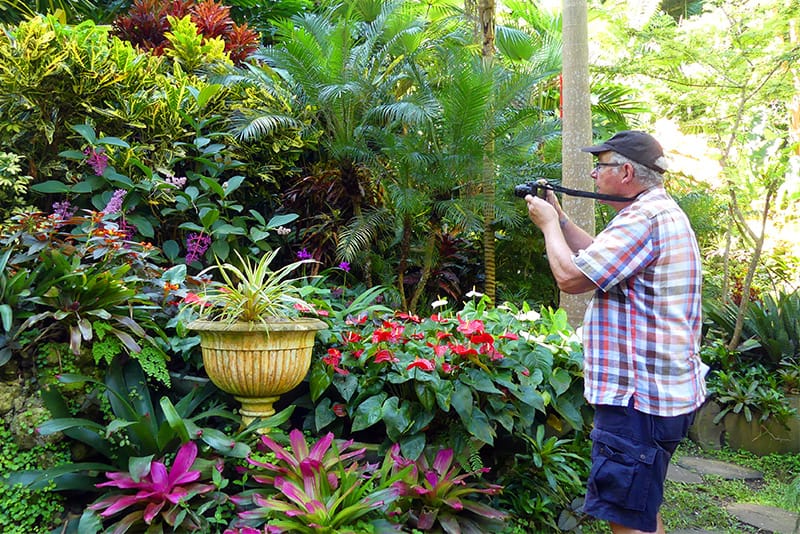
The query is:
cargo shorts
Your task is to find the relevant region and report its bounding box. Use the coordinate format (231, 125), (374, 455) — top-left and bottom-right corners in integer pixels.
(582, 400), (696, 532)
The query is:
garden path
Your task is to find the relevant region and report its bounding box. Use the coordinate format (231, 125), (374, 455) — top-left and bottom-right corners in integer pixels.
(667, 456), (799, 534)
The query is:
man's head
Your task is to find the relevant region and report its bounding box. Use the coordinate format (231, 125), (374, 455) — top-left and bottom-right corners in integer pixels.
(581, 130), (668, 174)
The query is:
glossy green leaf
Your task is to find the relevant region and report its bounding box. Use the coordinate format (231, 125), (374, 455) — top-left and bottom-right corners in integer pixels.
(351, 393), (387, 432)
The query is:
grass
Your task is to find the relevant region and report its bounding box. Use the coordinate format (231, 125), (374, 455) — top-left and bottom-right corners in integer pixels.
(581, 440), (800, 533)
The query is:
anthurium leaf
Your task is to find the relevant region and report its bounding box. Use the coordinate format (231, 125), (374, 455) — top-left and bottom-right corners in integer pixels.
(463, 407), (494, 445)
(128, 455), (154, 482)
(333, 372), (358, 402)
(382, 396), (412, 441)
(461, 369), (502, 394)
(309, 363), (332, 402)
(551, 390), (585, 432)
(414, 382), (435, 411)
(314, 398), (337, 431)
(451, 382), (473, 419)
(434, 380), (453, 411)
(511, 384), (546, 413)
(549, 368), (572, 396)
(351, 393), (387, 432)
(399, 433), (426, 460)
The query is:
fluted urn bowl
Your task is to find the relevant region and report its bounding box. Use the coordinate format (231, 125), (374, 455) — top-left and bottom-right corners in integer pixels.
(188, 318), (327, 429)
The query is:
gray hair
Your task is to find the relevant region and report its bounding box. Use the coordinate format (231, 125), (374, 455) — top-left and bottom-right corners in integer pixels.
(607, 152), (664, 188)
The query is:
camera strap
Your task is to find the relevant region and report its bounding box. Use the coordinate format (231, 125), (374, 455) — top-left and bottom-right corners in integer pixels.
(539, 181), (638, 203)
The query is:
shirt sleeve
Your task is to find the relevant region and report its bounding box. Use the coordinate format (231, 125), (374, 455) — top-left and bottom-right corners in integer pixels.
(573, 208), (655, 292)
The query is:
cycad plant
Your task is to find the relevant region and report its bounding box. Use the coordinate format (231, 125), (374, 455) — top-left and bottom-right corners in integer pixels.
(339, 30), (562, 311)
(251, 0), (432, 263)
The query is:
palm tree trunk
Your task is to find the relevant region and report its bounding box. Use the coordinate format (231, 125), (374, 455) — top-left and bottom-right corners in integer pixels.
(479, 0), (496, 306)
(560, 0), (594, 327)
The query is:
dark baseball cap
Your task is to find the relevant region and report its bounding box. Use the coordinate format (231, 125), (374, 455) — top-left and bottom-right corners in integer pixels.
(581, 130), (668, 173)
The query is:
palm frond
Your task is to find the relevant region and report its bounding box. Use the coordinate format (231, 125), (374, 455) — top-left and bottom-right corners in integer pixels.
(337, 208), (394, 262)
(229, 112), (303, 142)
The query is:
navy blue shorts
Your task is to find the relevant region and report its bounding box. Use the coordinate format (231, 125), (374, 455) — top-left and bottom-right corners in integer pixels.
(582, 400), (696, 532)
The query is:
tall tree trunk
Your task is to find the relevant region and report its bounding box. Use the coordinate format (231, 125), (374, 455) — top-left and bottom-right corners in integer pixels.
(479, 0), (496, 305)
(560, 0), (594, 327)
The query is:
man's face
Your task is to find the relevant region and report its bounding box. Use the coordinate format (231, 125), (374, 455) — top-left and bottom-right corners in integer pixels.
(591, 152), (625, 196)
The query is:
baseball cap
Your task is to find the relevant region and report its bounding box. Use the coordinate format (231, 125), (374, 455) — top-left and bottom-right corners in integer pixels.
(581, 130), (668, 173)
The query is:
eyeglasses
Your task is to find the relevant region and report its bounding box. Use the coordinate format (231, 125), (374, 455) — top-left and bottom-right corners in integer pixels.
(593, 162), (624, 173)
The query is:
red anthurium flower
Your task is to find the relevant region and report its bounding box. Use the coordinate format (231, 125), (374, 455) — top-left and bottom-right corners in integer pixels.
(436, 331), (452, 340)
(322, 348), (342, 366)
(322, 348), (349, 375)
(352, 349), (364, 359)
(469, 332), (494, 345)
(429, 313), (449, 323)
(499, 332), (519, 340)
(456, 315), (485, 335)
(341, 331), (362, 343)
(332, 403), (347, 417)
(374, 349), (398, 364)
(448, 343), (478, 357)
(406, 358), (435, 372)
(441, 362), (457, 373)
(395, 311), (422, 323)
(410, 332), (425, 340)
(426, 342), (448, 358)
(345, 314), (367, 325)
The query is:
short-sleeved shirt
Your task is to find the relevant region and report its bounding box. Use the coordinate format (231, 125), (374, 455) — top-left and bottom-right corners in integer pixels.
(573, 187), (708, 416)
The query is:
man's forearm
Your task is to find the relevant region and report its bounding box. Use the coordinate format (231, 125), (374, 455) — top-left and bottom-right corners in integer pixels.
(558, 214), (594, 252)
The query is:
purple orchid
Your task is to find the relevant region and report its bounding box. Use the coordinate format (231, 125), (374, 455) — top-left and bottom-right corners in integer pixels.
(89, 440), (215, 528)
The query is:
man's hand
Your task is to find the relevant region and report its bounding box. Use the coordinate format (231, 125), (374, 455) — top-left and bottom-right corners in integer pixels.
(526, 194), (559, 230)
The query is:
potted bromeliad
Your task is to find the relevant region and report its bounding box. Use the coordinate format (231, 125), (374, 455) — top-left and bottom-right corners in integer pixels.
(182, 248), (327, 429)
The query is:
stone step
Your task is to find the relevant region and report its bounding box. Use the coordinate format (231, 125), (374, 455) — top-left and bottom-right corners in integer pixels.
(675, 456), (763, 480)
(726, 503), (800, 534)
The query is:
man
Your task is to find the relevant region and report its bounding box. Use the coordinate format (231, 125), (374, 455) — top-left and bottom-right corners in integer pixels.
(526, 130), (708, 534)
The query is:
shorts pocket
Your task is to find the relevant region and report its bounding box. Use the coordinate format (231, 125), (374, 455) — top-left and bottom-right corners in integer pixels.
(589, 429), (658, 512)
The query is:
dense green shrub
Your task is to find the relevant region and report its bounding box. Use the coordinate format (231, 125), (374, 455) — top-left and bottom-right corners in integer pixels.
(307, 297), (587, 461)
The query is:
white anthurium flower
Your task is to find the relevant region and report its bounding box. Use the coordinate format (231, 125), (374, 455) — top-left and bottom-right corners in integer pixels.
(515, 310), (541, 322)
(431, 297), (448, 309)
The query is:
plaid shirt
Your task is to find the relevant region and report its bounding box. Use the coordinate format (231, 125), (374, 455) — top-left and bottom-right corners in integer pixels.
(573, 188), (708, 416)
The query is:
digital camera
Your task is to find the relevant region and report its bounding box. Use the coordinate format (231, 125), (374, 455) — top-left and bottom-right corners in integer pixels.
(513, 179), (548, 199)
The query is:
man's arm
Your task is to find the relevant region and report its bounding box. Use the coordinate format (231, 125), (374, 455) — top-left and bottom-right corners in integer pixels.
(526, 195), (597, 294)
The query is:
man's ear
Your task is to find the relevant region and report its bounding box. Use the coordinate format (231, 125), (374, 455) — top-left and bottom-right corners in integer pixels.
(619, 162), (634, 184)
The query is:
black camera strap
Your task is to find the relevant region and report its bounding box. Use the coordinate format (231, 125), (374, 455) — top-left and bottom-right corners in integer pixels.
(539, 181), (638, 203)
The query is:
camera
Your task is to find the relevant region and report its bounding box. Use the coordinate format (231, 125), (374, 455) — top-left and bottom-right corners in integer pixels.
(514, 179), (549, 199)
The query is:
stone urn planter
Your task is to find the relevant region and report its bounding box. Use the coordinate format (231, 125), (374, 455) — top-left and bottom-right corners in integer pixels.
(181, 248), (327, 430)
(189, 318), (326, 428)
